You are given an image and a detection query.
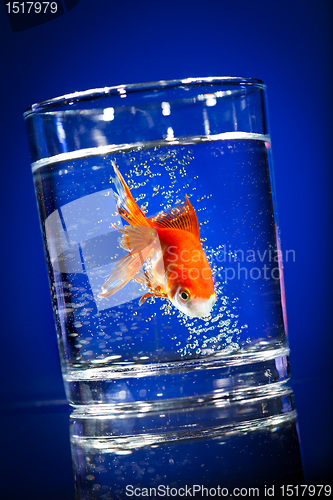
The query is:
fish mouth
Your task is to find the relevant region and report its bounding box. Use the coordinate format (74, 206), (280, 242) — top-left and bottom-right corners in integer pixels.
(190, 293), (217, 318)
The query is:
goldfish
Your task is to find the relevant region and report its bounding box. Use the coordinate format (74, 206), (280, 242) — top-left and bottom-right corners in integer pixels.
(98, 162), (216, 318)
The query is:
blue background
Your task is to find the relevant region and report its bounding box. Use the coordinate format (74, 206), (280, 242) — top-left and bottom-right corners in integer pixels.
(0, 0), (332, 492)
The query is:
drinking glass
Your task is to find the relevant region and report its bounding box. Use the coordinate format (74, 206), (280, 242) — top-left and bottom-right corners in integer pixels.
(24, 77), (292, 420)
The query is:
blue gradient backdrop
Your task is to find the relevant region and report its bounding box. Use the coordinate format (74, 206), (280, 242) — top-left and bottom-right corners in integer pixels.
(0, 0), (332, 485)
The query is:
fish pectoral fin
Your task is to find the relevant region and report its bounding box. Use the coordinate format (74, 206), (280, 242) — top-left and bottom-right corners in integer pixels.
(138, 293), (152, 306)
(138, 288), (168, 306)
(98, 251), (148, 299)
(132, 267), (168, 305)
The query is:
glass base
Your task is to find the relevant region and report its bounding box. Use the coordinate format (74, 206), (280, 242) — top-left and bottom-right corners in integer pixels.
(66, 346), (290, 413)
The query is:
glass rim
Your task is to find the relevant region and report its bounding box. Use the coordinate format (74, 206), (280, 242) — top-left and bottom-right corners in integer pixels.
(23, 76), (265, 117)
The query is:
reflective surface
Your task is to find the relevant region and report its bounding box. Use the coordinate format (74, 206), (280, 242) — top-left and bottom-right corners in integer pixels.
(71, 415), (303, 499)
(71, 386), (303, 499)
(0, 402), (74, 500)
(3, 377), (333, 500)
(1, 388), (305, 500)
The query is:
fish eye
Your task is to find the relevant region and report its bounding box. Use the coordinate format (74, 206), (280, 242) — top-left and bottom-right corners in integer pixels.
(179, 289), (190, 302)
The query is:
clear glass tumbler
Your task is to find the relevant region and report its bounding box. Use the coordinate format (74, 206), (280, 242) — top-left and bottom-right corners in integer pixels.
(24, 78), (291, 422)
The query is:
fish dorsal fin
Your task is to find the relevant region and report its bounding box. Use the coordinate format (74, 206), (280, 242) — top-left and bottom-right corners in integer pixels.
(149, 195), (200, 240)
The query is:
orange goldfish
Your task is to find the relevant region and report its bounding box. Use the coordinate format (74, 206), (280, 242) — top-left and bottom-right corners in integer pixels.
(98, 162), (216, 318)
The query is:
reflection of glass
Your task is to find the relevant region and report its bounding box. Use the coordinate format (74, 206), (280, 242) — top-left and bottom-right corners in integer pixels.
(24, 78), (291, 413)
(70, 398), (303, 498)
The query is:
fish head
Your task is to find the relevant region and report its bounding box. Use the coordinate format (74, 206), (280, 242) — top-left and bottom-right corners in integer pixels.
(170, 283), (217, 318)
(168, 268), (216, 318)
(164, 239), (217, 318)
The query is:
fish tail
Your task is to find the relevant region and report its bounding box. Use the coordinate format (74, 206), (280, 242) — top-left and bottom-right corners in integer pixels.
(112, 161), (150, 227)
(99, 163), (161, 300)
(99, 229), (160, 301)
